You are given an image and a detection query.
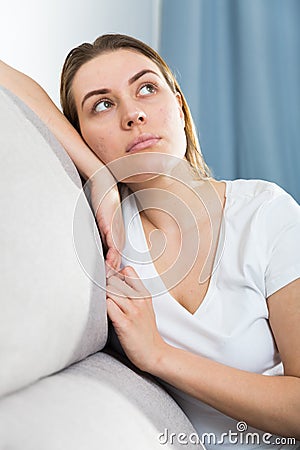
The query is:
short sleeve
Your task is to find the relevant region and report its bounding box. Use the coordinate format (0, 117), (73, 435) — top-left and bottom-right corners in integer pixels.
(261, 187), (300, 297)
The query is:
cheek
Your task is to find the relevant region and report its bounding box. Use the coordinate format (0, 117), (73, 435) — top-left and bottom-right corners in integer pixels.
(81, 124), (114, 164)
(160, 105), (173, 124)
(90, 138), (109, 162)
(160, 102), (184, 129)
(161, 105), (186, 151)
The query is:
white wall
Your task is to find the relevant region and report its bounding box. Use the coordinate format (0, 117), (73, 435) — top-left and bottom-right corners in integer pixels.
(1, 0), (161, 106)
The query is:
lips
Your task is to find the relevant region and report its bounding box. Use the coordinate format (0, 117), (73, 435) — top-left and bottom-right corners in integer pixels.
(126, 134), (160, 154)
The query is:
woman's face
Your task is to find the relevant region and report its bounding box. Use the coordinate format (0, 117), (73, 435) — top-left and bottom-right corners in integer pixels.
(71, 49), (186, 181)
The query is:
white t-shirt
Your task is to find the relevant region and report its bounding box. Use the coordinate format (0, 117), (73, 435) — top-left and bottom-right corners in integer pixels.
(120, 179), (300, 449)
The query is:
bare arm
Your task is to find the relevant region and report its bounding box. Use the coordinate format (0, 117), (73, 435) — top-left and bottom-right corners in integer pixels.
(0, 59), (106, 179)
(107, 269), (300, 439)
(0, 60), (124, 270)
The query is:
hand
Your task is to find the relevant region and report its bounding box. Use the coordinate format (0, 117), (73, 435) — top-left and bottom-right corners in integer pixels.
(88, 171), (125, 275)
(0, 60), (124, 273)
(106, 266), (167, 371)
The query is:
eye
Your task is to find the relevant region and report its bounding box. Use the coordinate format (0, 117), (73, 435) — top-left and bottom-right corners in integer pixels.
(94, 99), (113, 112)
(139, 83), (157, 96)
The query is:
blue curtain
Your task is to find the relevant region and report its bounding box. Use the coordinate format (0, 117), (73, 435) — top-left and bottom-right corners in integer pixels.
(159, 0), (300, 202)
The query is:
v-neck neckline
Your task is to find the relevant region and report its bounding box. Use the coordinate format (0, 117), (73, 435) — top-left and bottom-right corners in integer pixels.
(130, 180), (229, 316)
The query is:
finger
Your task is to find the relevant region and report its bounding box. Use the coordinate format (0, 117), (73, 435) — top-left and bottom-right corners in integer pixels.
(105, 258), (117, 278)
(107, 275), (138, 299)
(112, 250), (122, 272)
(108, 250), (120, 270)
(109, 270), (125, 281)
(120, 266), (150, 296)
(107, 275), (147, 302)
(106, 296), (126, 323)
(106, 288), (133, 314)
(105, 248), (121, 277)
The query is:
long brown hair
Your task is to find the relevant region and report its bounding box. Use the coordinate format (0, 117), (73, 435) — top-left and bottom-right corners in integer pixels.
(60, 33), (211, 178)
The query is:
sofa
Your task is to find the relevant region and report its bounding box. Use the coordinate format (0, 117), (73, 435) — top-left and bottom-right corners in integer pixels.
(0, 86), (204, 449)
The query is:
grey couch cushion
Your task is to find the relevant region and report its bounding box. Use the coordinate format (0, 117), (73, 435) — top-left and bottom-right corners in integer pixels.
(0, 351), (202, 450)
(0, 87), (107, 397)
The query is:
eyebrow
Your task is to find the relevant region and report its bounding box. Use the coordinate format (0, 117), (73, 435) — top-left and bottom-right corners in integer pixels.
(128, 69), (159, 85)
(81, 69), (160, 109)
(81, 88), (110, 109)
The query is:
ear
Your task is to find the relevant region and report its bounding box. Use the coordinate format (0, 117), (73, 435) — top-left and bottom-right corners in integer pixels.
(175, 92), (185, 124)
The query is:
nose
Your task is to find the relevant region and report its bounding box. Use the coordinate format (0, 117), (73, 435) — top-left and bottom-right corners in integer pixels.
(122, 108), (147, 129)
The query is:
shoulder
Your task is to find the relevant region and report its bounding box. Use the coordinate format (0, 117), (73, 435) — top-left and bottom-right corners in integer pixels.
(225, 178), (300, 219)
(224, 179), (300, 297)
(224, 178), (300, 259)
(225, 178), (289, 202)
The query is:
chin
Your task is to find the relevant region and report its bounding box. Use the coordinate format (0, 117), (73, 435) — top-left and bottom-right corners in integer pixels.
(121, 173), (161, 184)
(108, 151), (185, 183)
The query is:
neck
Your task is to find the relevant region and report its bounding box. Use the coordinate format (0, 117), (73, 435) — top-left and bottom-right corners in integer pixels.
(125, 159), (224, 233)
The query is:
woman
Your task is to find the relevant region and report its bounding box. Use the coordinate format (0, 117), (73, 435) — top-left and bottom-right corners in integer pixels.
(59, 34), (300, 448)
(60, 32), (300, 447)
(3, 31), (298, 446)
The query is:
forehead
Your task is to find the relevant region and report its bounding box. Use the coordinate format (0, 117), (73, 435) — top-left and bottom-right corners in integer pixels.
(72, 49), (162, 95)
